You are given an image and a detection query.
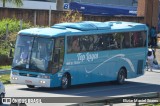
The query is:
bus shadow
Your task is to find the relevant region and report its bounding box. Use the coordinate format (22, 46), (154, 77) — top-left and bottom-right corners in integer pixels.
(17, 81), (160, 97)
(17, 81), (118, 91)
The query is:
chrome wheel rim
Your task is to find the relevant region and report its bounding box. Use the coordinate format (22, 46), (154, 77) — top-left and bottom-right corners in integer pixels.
(62, 75), (68, 88)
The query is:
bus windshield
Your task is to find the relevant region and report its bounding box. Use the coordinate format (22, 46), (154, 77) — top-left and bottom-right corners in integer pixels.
(12, 35), (54, 73)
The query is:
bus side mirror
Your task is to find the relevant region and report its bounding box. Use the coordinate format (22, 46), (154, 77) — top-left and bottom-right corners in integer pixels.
(8, 49), (13, 58)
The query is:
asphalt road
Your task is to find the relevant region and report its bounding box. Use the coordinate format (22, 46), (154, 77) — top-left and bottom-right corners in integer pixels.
(2, 69), (160, 106)
(0, 70), (10, 75)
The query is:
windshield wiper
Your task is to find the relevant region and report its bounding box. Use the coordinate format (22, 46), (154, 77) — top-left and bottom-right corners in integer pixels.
(12, 65), (27, 70)
(30, 64), (45, 72)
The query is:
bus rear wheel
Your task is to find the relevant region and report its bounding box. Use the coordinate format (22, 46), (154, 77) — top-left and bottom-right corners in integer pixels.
(61, 74), (70, 89)
(27, 85), (35, 88)
(117, 68), (126, 84)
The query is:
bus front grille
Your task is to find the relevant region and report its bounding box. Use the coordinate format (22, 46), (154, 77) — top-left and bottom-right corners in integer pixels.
(19, 73), (38, 77)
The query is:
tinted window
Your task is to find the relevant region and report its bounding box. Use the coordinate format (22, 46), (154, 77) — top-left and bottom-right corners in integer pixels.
(131, 31), (146, 47)
(12, 36), (33, 69)
(67, 31), (146, 53)
(30, 38), (54, 72)
(52, 37), (65, 73)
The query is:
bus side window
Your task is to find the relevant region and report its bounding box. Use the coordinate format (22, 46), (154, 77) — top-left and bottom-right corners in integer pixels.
(114, 33), (121, 49)
(67, 37), (72, 53)
(122, 33), (131, 48)
(141, 32), (147, 46)
(132, 32), (139, 47)
(71, 37), (80, 52)
(96, 36), (102, 50)
(132, 32), (144, 47)
(88, 36), (94, 51)
(92, 35), (99, 51)
(80, 35), (94, 52)
(108, 34), (118, 49)
(52, 37), (64, 73)
(138, 34), (144, 47)
(103, 34), (111, 50)
(67, 36), (80, 53)
(80, 36), (88, 52)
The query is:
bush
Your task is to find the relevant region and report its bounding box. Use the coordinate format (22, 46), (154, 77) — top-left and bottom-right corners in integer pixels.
(0, 18), (31, 39)
(60, 10), (82, 23)
(0, 54), (12, 66)
(0, 18), (32, 66)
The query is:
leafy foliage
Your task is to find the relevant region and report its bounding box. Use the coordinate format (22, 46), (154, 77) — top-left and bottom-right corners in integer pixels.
(0, 18), (31, 39)
(0, 65), (11, 69)
(0, 0), (23, 7)
(0, 18), (31, 66)
(60, 10), (82, 23)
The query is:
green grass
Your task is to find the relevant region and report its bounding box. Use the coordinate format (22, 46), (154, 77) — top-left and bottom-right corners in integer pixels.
(0, 18), (31, 38)
(0, 65), (11, 70)
(0, 74), (10, 84)
(0, 65), (11, 84)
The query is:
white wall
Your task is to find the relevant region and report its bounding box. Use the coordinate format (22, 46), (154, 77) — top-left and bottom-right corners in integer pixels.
(0, 0), (56, 10)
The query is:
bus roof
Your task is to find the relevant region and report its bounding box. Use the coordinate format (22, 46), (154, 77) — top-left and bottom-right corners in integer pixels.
(18, 21), (147, 38)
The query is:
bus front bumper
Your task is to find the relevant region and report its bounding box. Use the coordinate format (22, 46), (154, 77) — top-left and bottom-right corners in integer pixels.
(10, 74), (51, 87)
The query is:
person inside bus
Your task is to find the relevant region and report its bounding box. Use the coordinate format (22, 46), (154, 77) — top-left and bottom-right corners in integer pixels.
(71, 37), (80, 52)
(19, 47), (29, 64)
(39, 42), (47, 59)
(33, 42), (52, 71)
(97, 35), (105, 50)
(132, 32), (139, 47)
(122, 34), (131, 48)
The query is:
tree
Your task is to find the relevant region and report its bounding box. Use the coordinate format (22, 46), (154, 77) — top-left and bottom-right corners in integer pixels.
(1, 0), (23, 8)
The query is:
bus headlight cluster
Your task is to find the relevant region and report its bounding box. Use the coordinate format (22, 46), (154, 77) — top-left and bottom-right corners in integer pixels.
(12, 77), (18, 80)
(39, 80), (46, 84)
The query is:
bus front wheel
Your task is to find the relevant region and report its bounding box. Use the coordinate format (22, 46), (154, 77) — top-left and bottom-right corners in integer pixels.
(61, 73), (70, 89)
(0, 93), (5, 104)
(117, 68), (126, 84)
(27, 85), (35, 88)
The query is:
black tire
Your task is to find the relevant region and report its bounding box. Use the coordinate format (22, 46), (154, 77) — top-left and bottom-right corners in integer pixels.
(61, 74), (70, 89)
(0, 93), (5, 104)
(27, 85), (35, 88)
(117, 68), (126, 84)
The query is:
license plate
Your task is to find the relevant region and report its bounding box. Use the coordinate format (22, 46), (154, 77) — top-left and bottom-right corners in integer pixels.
(25, 80), (32, 84)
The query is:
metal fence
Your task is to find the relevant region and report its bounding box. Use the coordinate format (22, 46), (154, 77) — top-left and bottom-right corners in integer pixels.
(0, 8), (144, 26)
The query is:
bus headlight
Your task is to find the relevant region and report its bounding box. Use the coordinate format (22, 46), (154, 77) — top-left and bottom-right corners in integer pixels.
(12, 77), (18, 80)
(39, 80), (46, 84)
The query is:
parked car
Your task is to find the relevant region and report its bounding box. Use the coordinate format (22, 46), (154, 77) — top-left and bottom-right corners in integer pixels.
(0, 81), (5, 104)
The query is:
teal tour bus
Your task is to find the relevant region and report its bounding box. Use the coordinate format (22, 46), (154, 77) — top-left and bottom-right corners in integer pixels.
(10, 21), (148, 89)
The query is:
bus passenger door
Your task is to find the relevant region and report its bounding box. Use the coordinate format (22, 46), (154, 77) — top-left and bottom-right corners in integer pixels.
(52, 37), (64, 74)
